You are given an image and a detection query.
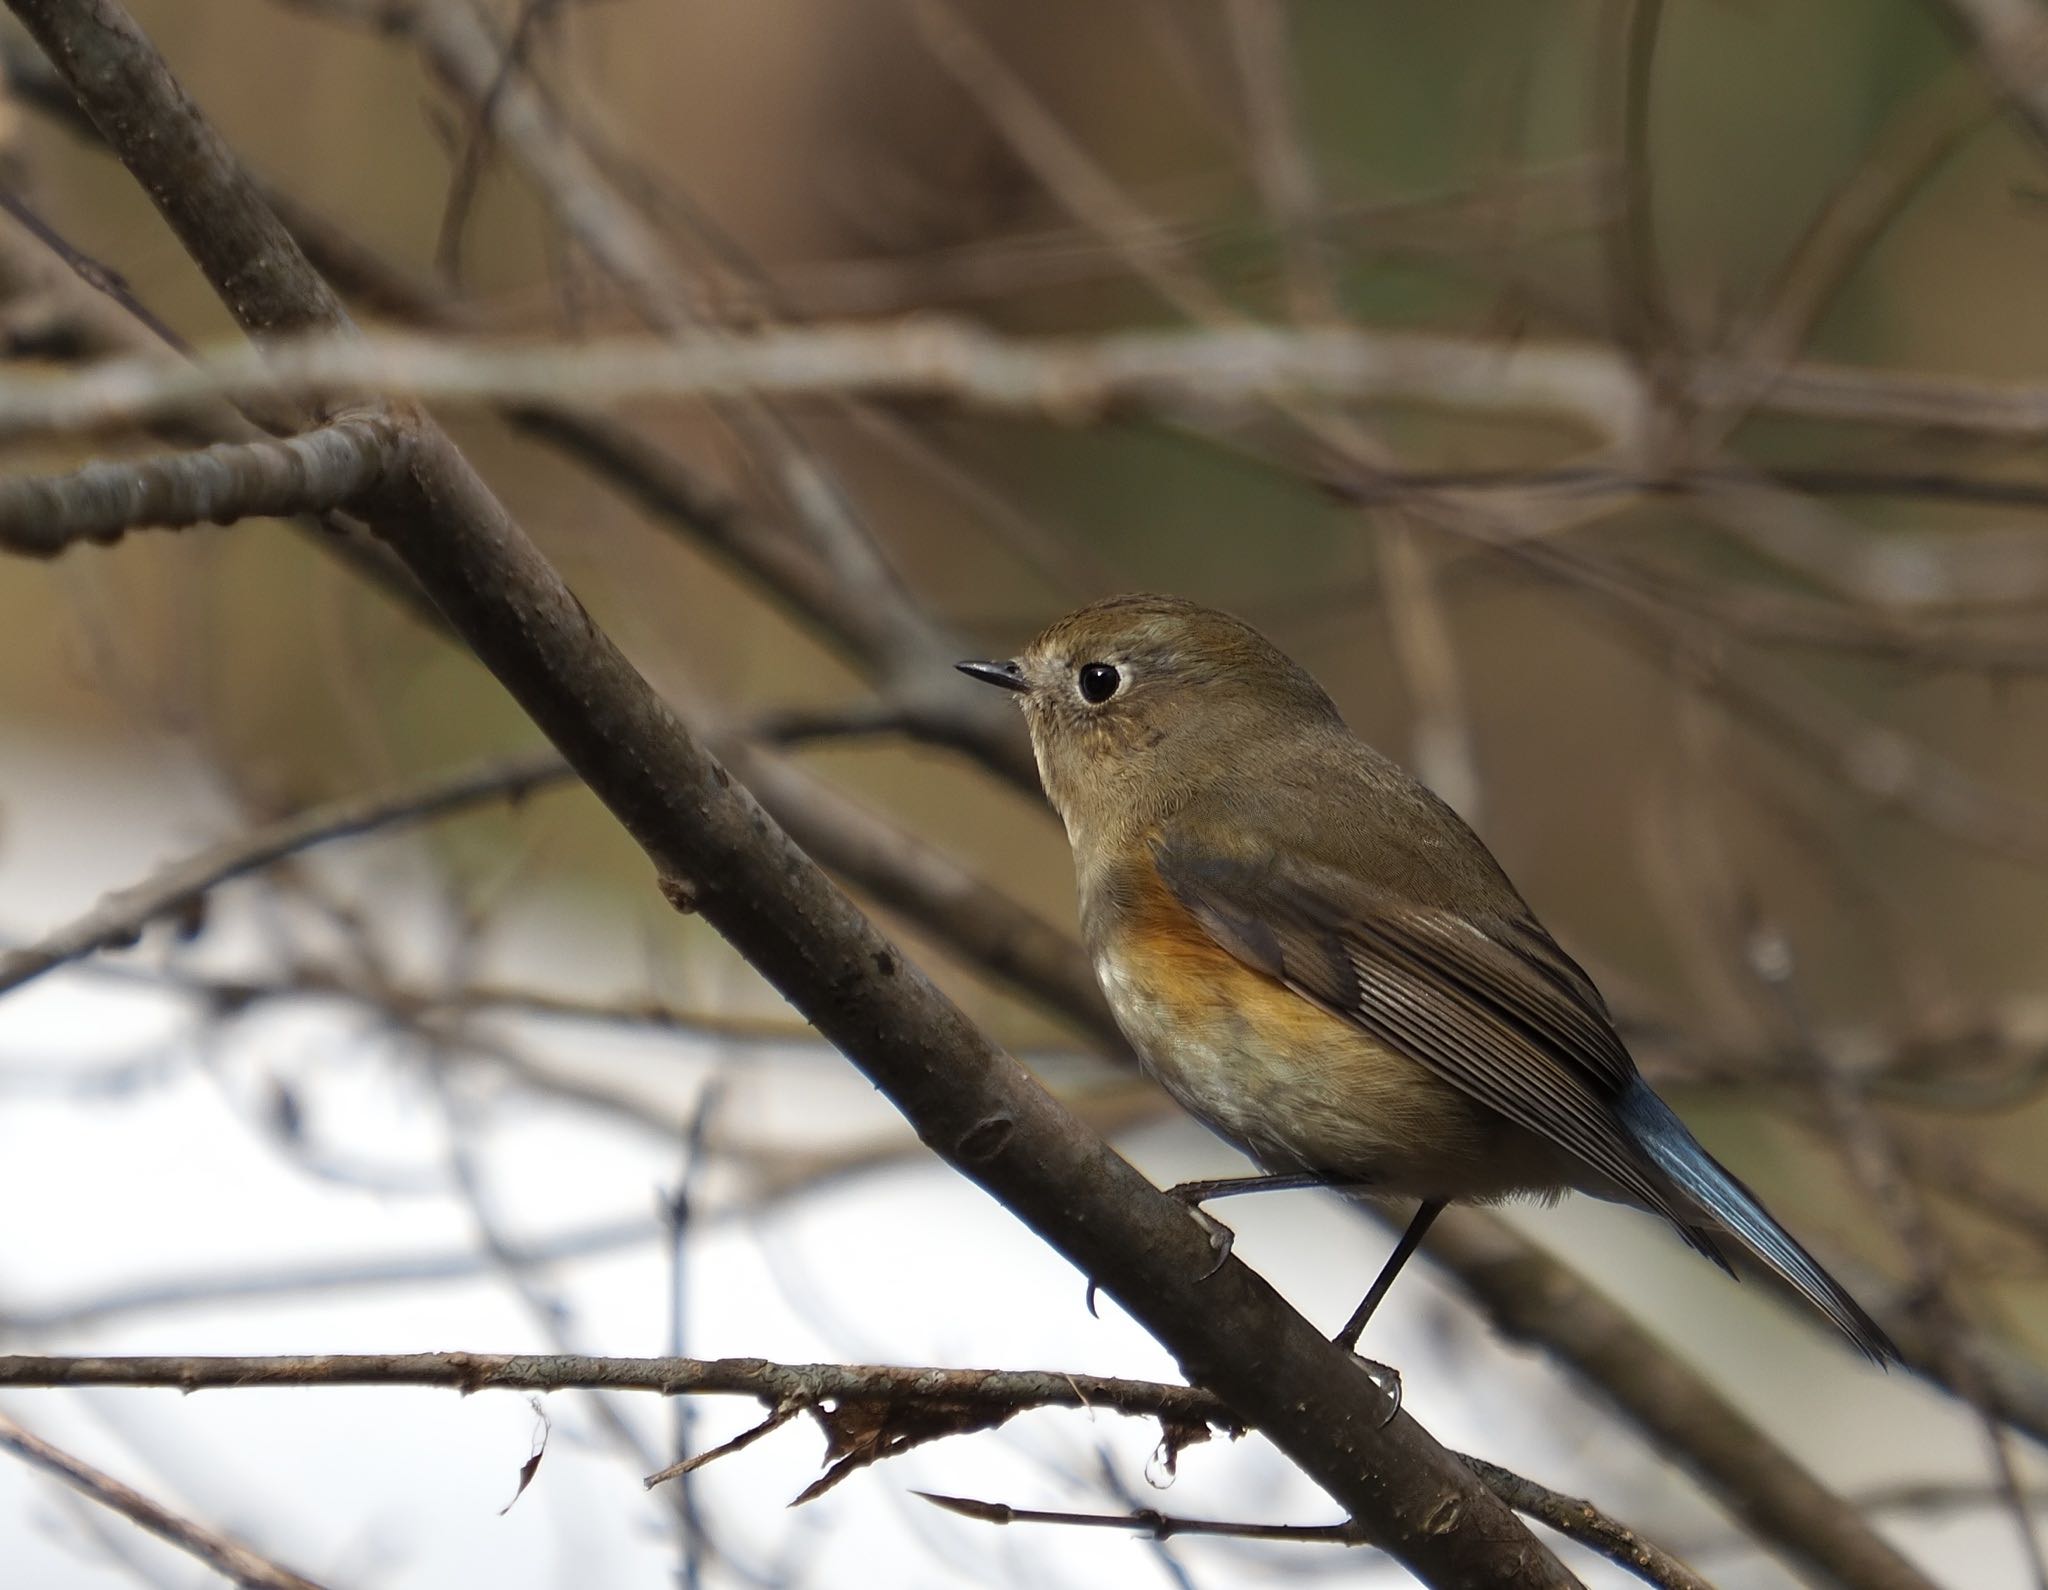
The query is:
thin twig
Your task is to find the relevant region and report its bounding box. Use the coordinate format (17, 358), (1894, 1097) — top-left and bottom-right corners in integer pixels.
(645, 1402), (800, 1490)
(0, 1409), (327, 1590)
(1929, 0), (2048, 155)
(1598, 0), (1681, 414)
(0, 187), (194, 356)
(919, 1465), (1717, 1590)
(1223, 0), (1337, 320)
(432, 0), (560, 282)
(0, 749), (574, 998)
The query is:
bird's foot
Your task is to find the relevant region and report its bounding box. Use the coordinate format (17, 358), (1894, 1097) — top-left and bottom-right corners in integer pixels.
(1343, 1352), (1403, 1426)
(1185, 1203), (1235, 1279)
(1079, 1201), (1235, 1318)
(1192, 1207), (1235, 1279)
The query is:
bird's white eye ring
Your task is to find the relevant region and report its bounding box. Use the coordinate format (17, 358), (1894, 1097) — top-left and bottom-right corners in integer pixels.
(1077, 662), (1121, 703)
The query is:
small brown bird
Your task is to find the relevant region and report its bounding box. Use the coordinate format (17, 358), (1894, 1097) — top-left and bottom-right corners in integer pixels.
(960, 594), (1893, 1360)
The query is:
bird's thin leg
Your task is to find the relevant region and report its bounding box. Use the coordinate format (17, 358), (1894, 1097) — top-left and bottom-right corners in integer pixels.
(1158, 1172), (1380, 1283)
(1333, 1199), (1446, 1351)
(1164, 1171), (1373, 1205)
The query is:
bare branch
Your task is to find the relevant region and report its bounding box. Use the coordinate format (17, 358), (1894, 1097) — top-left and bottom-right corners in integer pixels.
(0, 749), (573, 998)
(918, 1488), (1371, 1544)
(0, 169), (444, 622)
(1224, 0), (1338, 319)
(644, 1403), (803, 1490)
(0, 1409), (327, 1590)
(1597, 0), (1682, 409)
(1376, 520), (1484, 821)
(0, 1350), (1710, 1589)
(367, 0), (700, 333)
(1929, 0), (2048, 154)
(920, 1469), (1717, 1590)
(0, 186), (194, 357)
(903, 0), (1231, 322)
(15, 320), (2048, 454)
(511, 406), (1040, 792)
(1460, 1458), (1717, 1590)
(0, 416), (399, 554)
(0, 320), (1586, 435)
(1708, 57), (1993, 437)
(0, 1349), (1232, 1422)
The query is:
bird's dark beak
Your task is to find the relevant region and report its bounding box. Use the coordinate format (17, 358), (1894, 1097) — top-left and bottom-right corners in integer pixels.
(956, 658), (1030, 694)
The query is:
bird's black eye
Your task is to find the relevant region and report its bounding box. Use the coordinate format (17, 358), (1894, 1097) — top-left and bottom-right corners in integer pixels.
(1077, 662), (1121, 704)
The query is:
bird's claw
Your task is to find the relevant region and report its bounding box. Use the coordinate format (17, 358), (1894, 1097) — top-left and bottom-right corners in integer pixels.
(1188, 1205), (1235, 1279)
(1345, 1353), (1403, 1426)
(1082, 1202), (1234, 1315)
(1160, 1180), (1237, 1278)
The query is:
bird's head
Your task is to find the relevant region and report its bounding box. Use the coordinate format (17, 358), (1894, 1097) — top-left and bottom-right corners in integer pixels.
(958, 593), (1342, 852)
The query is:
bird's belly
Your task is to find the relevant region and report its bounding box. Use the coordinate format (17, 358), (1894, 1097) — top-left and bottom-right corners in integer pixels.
(1096, 943), (1569, 1203)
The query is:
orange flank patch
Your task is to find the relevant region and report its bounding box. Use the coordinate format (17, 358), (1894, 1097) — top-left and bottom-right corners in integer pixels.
(1121, 912), (1341, 1056)
(1100, 852), (1341, 1049)
(1090, 854), (1568, 1200)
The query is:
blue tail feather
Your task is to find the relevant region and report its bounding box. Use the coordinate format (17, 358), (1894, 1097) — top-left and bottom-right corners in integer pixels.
(1618, 1081), (1896, 1363)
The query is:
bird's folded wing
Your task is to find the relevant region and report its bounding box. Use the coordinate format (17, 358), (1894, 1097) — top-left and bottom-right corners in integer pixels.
(1151, 837), (1698, 1232)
